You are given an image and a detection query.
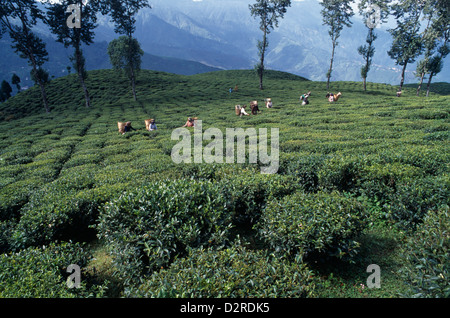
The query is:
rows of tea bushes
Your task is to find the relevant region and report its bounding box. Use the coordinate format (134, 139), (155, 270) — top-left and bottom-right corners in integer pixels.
(0, 70), (448, 297)
(399, 206), (449, 297)
(0, 241), (106, 297)
(128, 243), (316, 298)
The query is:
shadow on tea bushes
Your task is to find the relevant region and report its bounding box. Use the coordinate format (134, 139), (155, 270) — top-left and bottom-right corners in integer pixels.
(277, 152), (327, 192)
(0, 177), (46, 223)
(96, 179), (234, 287)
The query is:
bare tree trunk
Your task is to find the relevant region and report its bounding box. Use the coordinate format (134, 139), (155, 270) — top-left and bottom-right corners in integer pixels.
(75, 3), (90, 108)
(126, 34), (138, 101)
(29, 57), (50, 113)
(363, 77), (367, 91)
(37, 75), (50, 113)
(75, 46), (91, 108)
(131, 67), (137, 101)
(259, 28), (268, 91)
(79, 72), (91, 107)
(327, 41), (336, 90)
(416, 72), (425, 96)
(399, 63), (408, 92)
(426, 72), (434, 97)
(22, 19), (50, 113)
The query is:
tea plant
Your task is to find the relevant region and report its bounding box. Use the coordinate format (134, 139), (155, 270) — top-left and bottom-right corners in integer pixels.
(0, 69), (448, 297)
(0, 241), (106, 298)
(400, 205), (449, 298)
(127, 242), (316, 298)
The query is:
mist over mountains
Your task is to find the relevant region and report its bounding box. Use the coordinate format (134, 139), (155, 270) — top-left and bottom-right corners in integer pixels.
(127, 0), (448, 84)
(2, 0), (449, 91)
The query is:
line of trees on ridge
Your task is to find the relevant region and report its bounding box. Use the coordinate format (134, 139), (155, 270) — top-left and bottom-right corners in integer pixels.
(0, 0), (449, 113)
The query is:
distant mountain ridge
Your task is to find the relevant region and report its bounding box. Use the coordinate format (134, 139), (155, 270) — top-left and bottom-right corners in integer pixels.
(122, 0), (449, 84)
(0, 32), (220, 94)
(1, 0), (449, 93)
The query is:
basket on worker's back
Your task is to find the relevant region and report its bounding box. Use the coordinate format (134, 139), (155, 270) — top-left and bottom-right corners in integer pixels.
(145, 119), (154, 131)
(235, 105), (242, 116)
(118, 122), (126, 134)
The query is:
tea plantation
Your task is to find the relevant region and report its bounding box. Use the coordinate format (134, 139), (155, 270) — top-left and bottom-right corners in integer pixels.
(0, 69), (448, 298)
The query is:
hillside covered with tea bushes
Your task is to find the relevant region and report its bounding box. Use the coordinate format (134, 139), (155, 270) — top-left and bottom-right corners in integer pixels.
(0, 69), (448, 299)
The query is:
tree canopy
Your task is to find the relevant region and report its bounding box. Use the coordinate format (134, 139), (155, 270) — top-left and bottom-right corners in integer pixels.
(0, 0), (50, 112)
(320, 0), (354, 90)
(249, 0), (291, 90)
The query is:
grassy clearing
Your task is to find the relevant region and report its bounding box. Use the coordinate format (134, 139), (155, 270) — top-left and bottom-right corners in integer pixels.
(0, 69), (448, 298)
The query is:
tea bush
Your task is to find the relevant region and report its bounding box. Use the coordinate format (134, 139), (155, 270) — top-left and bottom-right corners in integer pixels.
(11, 184), (86, 249)
(10, 179), (129, 250)
(0, 242), (106, 298)
(391, 145), (449, 176)
(318, 154), (365, 192)
(64, 153), (103, 168)
(0, 220), (15, 252)
(277, 152), (327, 192)
(127, 243), (316, 298)
(358, 161), (424, 203)
(400, 205), (449, 298)
(385, 175), (449, 231)
(96, 179), (234, 286)
(257, 190), (367, 261)
(21, 159), (62, 182)
(0, 178), (45, 222)
(218, 171), (300, 226)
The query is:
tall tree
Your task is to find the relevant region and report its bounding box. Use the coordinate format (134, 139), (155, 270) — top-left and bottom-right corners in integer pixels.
(415, 23), (437, 96)
(387, 0), (426, 93)
(425, 35), (449, 97)
(0, 0), (50, 113)
(320, 0), (354, 90)
(357, 28), (377, 92)
(107, 35), (144, 95)
(415, 0), (450, 96)
(101, 0), (150, 101)
(249, 0), (291, 90)
(45, 0), (99, 108)
(357, 0), (391, 91)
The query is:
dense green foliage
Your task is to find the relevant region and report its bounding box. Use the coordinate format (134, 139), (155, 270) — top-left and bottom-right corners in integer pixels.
(0, 69), (448, 297)
(127, 243), (316, 298)
(400, 206), (449, 298)
(0, 241), (105, 297)
(97, 180), (234, 286)
(0, 0), (51, 113)
(258, 191), (367, 261)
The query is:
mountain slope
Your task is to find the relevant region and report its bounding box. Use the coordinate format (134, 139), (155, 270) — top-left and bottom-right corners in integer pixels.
(0, 31), (220, 94)
(116, 0), (449, 84)
(1, 68), (448, 122)
(2, 0), (449, 95)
